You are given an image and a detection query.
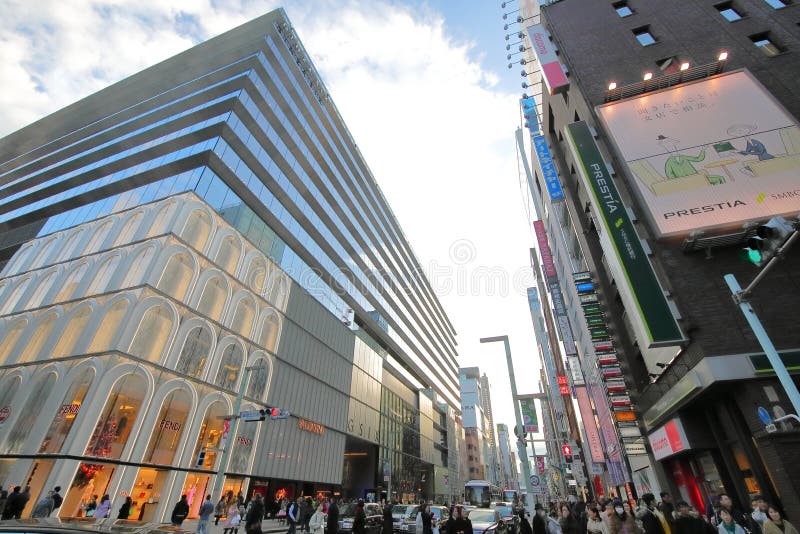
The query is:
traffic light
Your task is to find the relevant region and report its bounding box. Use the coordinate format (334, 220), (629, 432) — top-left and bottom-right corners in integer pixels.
(195, 448), (207, 468)
(259, 407), (290, 420)
(562, 444), (573, 463)
(740, 217), (794, 266)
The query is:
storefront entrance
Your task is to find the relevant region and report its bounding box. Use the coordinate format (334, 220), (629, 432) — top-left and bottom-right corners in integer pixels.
(130, 467), (170, 521)
(180, 472), (212, 518)
(63, 462), (116, 517)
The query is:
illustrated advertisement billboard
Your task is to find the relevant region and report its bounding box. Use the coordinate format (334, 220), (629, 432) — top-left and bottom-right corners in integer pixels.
(519, 398), (539, 434)
(597, 70), (800, 237)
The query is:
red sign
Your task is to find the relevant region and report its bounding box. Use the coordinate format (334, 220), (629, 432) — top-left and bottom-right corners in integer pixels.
(536, 456), (546, 474)
(576, 387), (605, 463)
(557, 375), (568, 385)
(559, 385), (570, 395)
(0, 406), (9, 424)
(533, 221), (558, 281)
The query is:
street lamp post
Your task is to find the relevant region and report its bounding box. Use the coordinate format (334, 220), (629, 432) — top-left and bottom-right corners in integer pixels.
(480, 335), (534, 510)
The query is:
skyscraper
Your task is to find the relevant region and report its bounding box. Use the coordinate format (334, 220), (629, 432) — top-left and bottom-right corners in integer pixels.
(480, 373), (501, 486)
(0, 8), (458, 519)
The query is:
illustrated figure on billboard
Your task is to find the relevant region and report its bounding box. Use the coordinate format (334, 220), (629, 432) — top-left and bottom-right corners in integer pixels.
(727, 124), (774, 176)
(657, 135), (725, 185)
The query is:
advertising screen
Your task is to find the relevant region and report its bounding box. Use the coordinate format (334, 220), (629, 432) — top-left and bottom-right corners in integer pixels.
(597, 70), (800, 237)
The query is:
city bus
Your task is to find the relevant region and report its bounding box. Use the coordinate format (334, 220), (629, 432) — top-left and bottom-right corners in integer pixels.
(503, 489), (519, 506)
(465, 480), (503, 508)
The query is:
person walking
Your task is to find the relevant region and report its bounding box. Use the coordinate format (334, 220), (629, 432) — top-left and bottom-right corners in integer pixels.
(717, 510), (746, 534)
(197, 495), (215, 534)
(2, 487), (24, 520)
(287, 497), (301, 534)
(95, 495), (112, 519)
(309, 503), (326, 534)
(587, 506), (610, 534)
(171, 495), (190, 526)
(354, 501), (368, 534)
(609, 500), (640, 534)
(245, 493), (266, 534)
(30, 490), (55, 518)
(85, 495), (98, 517)
(520, 509), (535, 534)
(639, 494), (668, 534)
(215, 496), (228, 526)
(224, 503), (242, 534)
(0, 490), (8, 519)
(533, 504), (549, 534)
(117, 496), (132, 520)
(327, 498), (341, 534)
(561, 503), (581, 534)
(383, 502), (395, 534)
(763, 505), (798, 534)
(660, 494), (676, 534)
(751, 497), (769, 533)
(51, 486), (63, 516)
(448, 505), (474, 534)
(712, 495), (754, 534)
(422, 504), (434, 534)
(673, 501), (714, 534)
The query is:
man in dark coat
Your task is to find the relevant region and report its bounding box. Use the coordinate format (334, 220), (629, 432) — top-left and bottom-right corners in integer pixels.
(327, 499), (340, 534)
(383, 502), (395, 534)
(640, 494), (666, 534)
(674, 501), (715, 534)
(246, 494), (266, 534)
(533, 503), (548, 534)
(353, 501), (367, 534)
(2, 487), (23, 520)
(171, 495), (190, 526)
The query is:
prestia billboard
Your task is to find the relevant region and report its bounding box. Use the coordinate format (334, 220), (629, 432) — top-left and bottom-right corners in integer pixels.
(597, 70), (800, 237)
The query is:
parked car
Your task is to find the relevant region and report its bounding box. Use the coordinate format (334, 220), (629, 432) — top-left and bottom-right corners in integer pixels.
(490, 503), (518, 534)
(339, 503), (383, 534)
(467, 508), (507, 534)
(401, 506), (450, 534)
(392, 504), (416, 532)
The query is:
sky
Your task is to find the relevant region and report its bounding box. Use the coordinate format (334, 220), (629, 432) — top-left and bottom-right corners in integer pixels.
(0, 0), (543, 444)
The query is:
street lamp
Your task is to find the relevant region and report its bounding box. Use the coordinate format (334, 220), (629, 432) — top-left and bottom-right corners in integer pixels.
(480, 335), (534, 510)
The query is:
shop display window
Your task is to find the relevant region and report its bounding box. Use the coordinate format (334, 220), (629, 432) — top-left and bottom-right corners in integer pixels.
(85, 373), (146, 460)
(4, 372), (57, 453)
(39, 368), (95, 453)
(142, 388), (192, 465)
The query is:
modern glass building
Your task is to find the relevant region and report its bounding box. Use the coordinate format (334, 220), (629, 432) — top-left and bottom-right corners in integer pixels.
(0, 8), (459, 518)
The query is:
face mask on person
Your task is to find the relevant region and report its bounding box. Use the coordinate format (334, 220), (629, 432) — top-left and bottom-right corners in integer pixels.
(615, 507), (624, 515)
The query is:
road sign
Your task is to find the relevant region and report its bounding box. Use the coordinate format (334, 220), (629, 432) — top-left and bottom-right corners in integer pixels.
(529, 475), (540, 487)
(240, 410), (264, 422)
(765, 423), (777, 433)
(0, 407), (10, 424)
(757, 406), (772, 425)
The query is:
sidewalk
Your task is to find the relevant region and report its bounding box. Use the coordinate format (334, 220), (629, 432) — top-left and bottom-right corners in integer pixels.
(179, 518), (289, 533)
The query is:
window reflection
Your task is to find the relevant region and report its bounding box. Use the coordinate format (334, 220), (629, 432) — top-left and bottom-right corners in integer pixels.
(4, 372), (57, 453)
(39, 368), (94, 453)
(215, 344), (243, 390)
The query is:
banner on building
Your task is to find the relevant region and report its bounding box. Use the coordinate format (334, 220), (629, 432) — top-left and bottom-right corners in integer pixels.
(597, 70), (800, 238)
(564, 121), (683, 349)
(576, 386), (605, 463)
(533, 135), (565, 201)
(533, 221), (558, 282)
(519, 398), (539, 433)
(526, 24), (570, 95)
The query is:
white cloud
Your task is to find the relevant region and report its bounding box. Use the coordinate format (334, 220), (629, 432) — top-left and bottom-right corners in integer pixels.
(0, 0), (539, 429)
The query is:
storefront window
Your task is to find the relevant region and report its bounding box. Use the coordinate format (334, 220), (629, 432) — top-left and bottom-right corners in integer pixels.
(85, 373), (146, 460)
(129, 305), (174, 362)
(39, 368), (95, 453)
(229, 406), (257, 474)
(4, 372), (57, 453)
(142, 388), (192, 465)
(215, 344), (243, 390)
(88, 299), (130, 353)
(732, 445), (761, 494)
(181, 401), (226, 518)
(176, 327), (212, 378)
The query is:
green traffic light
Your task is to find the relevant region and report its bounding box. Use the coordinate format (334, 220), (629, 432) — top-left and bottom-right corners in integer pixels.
(739, 247), (762, 264)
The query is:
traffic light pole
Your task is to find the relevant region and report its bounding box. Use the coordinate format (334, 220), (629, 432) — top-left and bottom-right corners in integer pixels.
(725, 229), (800, 417)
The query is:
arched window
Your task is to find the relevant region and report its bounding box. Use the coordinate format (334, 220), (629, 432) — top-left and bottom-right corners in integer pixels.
(157, 253), (194, 300)
(51, 306), (92, 358)
(54, 263), (89, 302)
(147, 202), (178, 237)
(114, 212), (144, 246)
(85, 373), (146, 460)
(181, 210), (212, 251)
(4, 372), (57, 454)
(188, 401), (225, 471)
(88, 299), (130, 353)
(129, 305), (174, 363)
(0, 278), (31, 314)
(54, 230), (85, 263)
(229, 297), (256, 337)
(19, 314), (58, 363)
(121, 246), (156, 287)
(142, 388), (192, 464)
(0, 319), (28, 364)
(175, 327), (212, 378)
(215, 344), (243, 390)
(84, 221), (113, 254)
(229, 405), (257, 474)
(246, 360), (269, 400)
(215, 235), (240, 273)
(30, 238), (57, 269)
(268, 276), (289, 310)
(196, 276), (227, 321)
(6, 244), (36, 274)
(38, 367), (94, 454)
(258, 310), (281, 352)
(0, 376), (22, 415)
(87, 255), (122, 294)
(245, 257), (268, 295)
(25, 270), (58, 309)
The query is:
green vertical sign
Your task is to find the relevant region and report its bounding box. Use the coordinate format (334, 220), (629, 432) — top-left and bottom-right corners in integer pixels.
(520, 398), (539, 433)
(565, 121), (683, 346)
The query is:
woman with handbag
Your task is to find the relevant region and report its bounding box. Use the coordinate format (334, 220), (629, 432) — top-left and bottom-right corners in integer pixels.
(309, 503), (326, 534)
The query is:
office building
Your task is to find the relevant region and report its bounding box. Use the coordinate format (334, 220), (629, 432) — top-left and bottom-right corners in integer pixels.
(479, 373), (501, 486)
(0, 8), (459, 519)
(519, 0), (800, 515)
(496, 424), (519, 491)
(459, 367), (493, 483)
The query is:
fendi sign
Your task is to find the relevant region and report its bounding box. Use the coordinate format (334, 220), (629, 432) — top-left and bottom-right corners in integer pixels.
(298, 418), (325, 436)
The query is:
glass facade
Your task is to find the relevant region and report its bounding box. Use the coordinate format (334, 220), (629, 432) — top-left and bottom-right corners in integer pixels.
(0, 9), (458, 408)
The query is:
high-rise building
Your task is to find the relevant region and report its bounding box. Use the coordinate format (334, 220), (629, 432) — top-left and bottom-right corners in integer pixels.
(460, 367), (492, 482)
(479, 373), (501, 485)
(520, 0), (800, 516)
(496, 423), (519, 491)
(0, 8), (459, 519)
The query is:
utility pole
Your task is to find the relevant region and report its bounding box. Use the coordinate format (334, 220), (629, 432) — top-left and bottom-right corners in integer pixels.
(480, 336), (535, 510)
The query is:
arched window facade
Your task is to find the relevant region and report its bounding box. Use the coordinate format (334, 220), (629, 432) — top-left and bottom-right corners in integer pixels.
(38, 367), (95, 453)
(0, 376), (22, 414)
(196, 276), (227, 321)
(25, 270), (58, 309)
(85, 373), (147, 460)
(0, 319), (28, 364)
(268, 276), (289, 309)
(245, 257), (268, 295)
(54, 230), (85, 263)
(215, 344), (243, 390)
(157, 253), (194, 301)
(88, 299), (130, 353)
(4, 372), (57, 454)
(175, 327), (212, 378)
(87, 255), (122, 294)
(0, 278), (31, 314)
(180, 400), (226, 512)
(30, 238), (57, 269)
(147, 202), (178, 237)
(122, 246), (156, 287)
(246, 360), (269, 400)
(19, 314), (58, 363)
(114, 212), (143, 247)
(259, 311), (281, 352)
(84, 221), (113, 254)
(51, 306), (93, 358)
(54, 263), (89, 302)
(215, 235), (240, 273)
(181, 210), (212, 251)
(229, 297), (256, 337)
(142, 388), (192, 464)
(129, 305), (174, 363)
(229, 405), (257, 474)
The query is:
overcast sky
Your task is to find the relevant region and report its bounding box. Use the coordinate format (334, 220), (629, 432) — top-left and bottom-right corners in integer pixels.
(0, 0), (544, 449)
